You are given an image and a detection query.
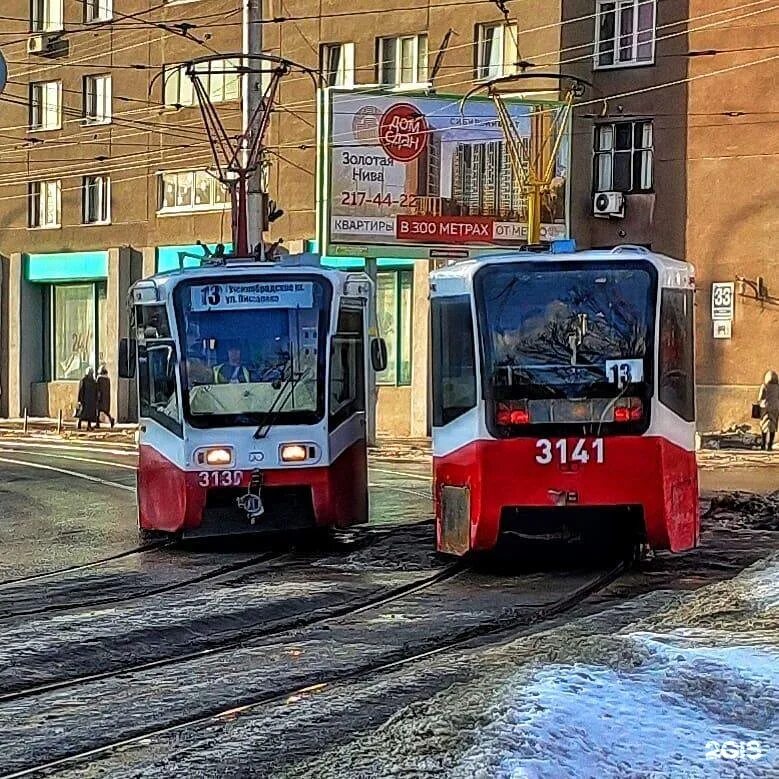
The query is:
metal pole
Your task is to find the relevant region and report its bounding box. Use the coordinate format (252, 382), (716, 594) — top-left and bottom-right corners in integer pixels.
(243, 0), (265, 258)
(23, 407), (28, 434)
(57, 409), (62, 434)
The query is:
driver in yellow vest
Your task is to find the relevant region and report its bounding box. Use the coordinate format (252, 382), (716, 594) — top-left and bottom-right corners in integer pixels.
(214, 347), (250, 384)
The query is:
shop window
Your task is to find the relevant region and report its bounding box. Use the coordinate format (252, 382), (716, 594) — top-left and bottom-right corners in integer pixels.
(329, 306), (366, 430)
(376, 270), (412, 386)
(378, 34), (428, 87)
(431, 296), (476, 427)
(158, 170), (230, 213)
(51, 282), (106, 380)
(659, 288), (695, 422)
(476, 22), (519, 80)
(596, 0), (656, 68)
(594, 120), (653, 193)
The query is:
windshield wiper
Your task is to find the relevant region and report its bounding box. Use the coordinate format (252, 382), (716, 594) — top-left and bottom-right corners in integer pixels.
(253, 363), (311, 439)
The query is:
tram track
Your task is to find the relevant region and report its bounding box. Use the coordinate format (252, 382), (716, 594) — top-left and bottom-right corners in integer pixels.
(0, 543), (164, 588)
(0, 560), (624, 779)
(0, 550), (288, 621)
(0, 560), (464, 705)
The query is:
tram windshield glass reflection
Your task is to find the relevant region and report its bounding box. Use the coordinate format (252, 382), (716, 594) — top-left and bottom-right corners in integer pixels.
(476, 262), (656, 404)
(174, 277), (331, 427)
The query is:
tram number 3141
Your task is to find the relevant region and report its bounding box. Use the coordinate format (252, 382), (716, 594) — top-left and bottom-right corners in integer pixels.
(535, 438), (604, 465)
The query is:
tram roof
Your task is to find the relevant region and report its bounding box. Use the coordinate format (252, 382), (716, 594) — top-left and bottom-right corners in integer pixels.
(430, 246), (693, 289)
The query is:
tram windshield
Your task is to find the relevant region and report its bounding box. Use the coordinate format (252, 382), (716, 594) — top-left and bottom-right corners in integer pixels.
(173, 276), (332, 427)
(475, 261), (656, 430)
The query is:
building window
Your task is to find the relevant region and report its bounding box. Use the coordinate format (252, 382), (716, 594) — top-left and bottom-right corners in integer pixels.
(29, 81), (61, 131)
(594, 120), (653, 193)
(596, 0), (656, 68)
(376, 270), (412, 386)
(83, 74), (112, 123)
(321, 42), (355, 88)
(31, 0), (63, 32)
(84, 0), (111, 22)
(158, 170), (230, 213)
(163, 59), (240, 107)
(476, 22), (519, 80)
(28, 180), (61, 228)
(51, 282), (106, 381)
(83, 175), (110, 224)
(378, 34), (428, 87)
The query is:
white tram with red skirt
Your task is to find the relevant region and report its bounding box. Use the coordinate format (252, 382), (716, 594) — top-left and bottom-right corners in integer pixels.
(430, 245), (699, 557)
(120, 254), (386, 540)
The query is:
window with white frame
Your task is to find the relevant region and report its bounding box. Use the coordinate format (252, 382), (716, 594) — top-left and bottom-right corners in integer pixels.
(28, 180), (61, 228)
(378, 34), (428, 87)
(84, 0), (112, 22)
(31, 0), (63, 32)
(321, 43), (355, 88)
(29, 81), (61, 130)
(158, 170), (230, 213)
(83, 74), (112, 123)
(476, 22), (519, 80)
(163, 59), (240, 107)
(83, 175), (111, 224)
(593, 120), (653, 193)
(596, 0), (656, 68)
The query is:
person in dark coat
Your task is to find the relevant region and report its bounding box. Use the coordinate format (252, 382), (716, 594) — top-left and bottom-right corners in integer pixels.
(97, 365), (115, 428)
(77, 368), (99, 431)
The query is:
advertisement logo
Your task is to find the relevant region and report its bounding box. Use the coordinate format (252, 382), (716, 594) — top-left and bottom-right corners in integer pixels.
(352, 105), (381, 144)
(378, 103), (429, 162)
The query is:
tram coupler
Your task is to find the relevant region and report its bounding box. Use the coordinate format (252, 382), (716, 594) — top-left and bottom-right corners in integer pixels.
(236, 469), (265, 524)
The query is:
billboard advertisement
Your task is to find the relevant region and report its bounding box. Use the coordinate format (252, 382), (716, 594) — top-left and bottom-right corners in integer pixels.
(319, 90), (570, 258)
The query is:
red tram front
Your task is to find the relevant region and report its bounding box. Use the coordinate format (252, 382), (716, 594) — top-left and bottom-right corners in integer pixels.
(430, 246), (699, 557)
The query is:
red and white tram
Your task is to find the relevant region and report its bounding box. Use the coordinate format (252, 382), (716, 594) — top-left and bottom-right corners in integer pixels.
(120, 254), (386, 539)
(430, 245), (699, 557)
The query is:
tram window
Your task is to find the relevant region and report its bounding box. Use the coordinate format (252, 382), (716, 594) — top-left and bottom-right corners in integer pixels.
(432, 296), (477, 426)
(135, 305), (170, 339)
(329, 306), (366, 429)
(139, 344), (182, 435)
(659, 289), (695, 422)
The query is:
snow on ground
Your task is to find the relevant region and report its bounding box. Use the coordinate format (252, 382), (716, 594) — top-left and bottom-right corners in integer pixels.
(285, 555), (778, 779)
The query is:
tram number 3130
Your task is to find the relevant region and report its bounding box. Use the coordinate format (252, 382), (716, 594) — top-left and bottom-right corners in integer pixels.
(535, 439), (604, 465)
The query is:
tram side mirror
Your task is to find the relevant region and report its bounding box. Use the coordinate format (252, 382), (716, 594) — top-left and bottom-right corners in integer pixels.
(118, 338), (136, 379)
(370, 337), (388, 373)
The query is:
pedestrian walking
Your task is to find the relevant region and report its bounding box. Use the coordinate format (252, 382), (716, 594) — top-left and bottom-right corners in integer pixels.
(96, 365), (115, 428)
(76, 367), (99, 431)
(757, 370), (779, 451)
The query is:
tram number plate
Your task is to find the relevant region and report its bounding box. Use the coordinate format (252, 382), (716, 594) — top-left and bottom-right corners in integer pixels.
(198, 471), (244, 487)
(535, 439), (604, 465)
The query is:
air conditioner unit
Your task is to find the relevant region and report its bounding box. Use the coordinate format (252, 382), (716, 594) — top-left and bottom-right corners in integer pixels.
(27, 34), (52, 55)
(593, 191), (625, 218)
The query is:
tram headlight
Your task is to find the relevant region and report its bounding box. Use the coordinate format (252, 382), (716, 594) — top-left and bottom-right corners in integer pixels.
(195, 447), (234, 467)
(280, 444), (309, 463)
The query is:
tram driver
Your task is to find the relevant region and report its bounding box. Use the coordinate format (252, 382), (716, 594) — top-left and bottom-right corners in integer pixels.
(214, 345), (251, 384)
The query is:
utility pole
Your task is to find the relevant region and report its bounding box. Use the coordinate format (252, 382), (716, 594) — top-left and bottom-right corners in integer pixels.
(243, 0), (265, 258)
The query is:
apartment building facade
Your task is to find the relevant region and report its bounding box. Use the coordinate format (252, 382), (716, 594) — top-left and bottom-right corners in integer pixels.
(0, 1), (775, 435)
(563, 0), (779, 431)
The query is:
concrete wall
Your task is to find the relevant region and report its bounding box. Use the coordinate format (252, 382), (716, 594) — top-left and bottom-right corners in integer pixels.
(0, 256), (7, 418)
